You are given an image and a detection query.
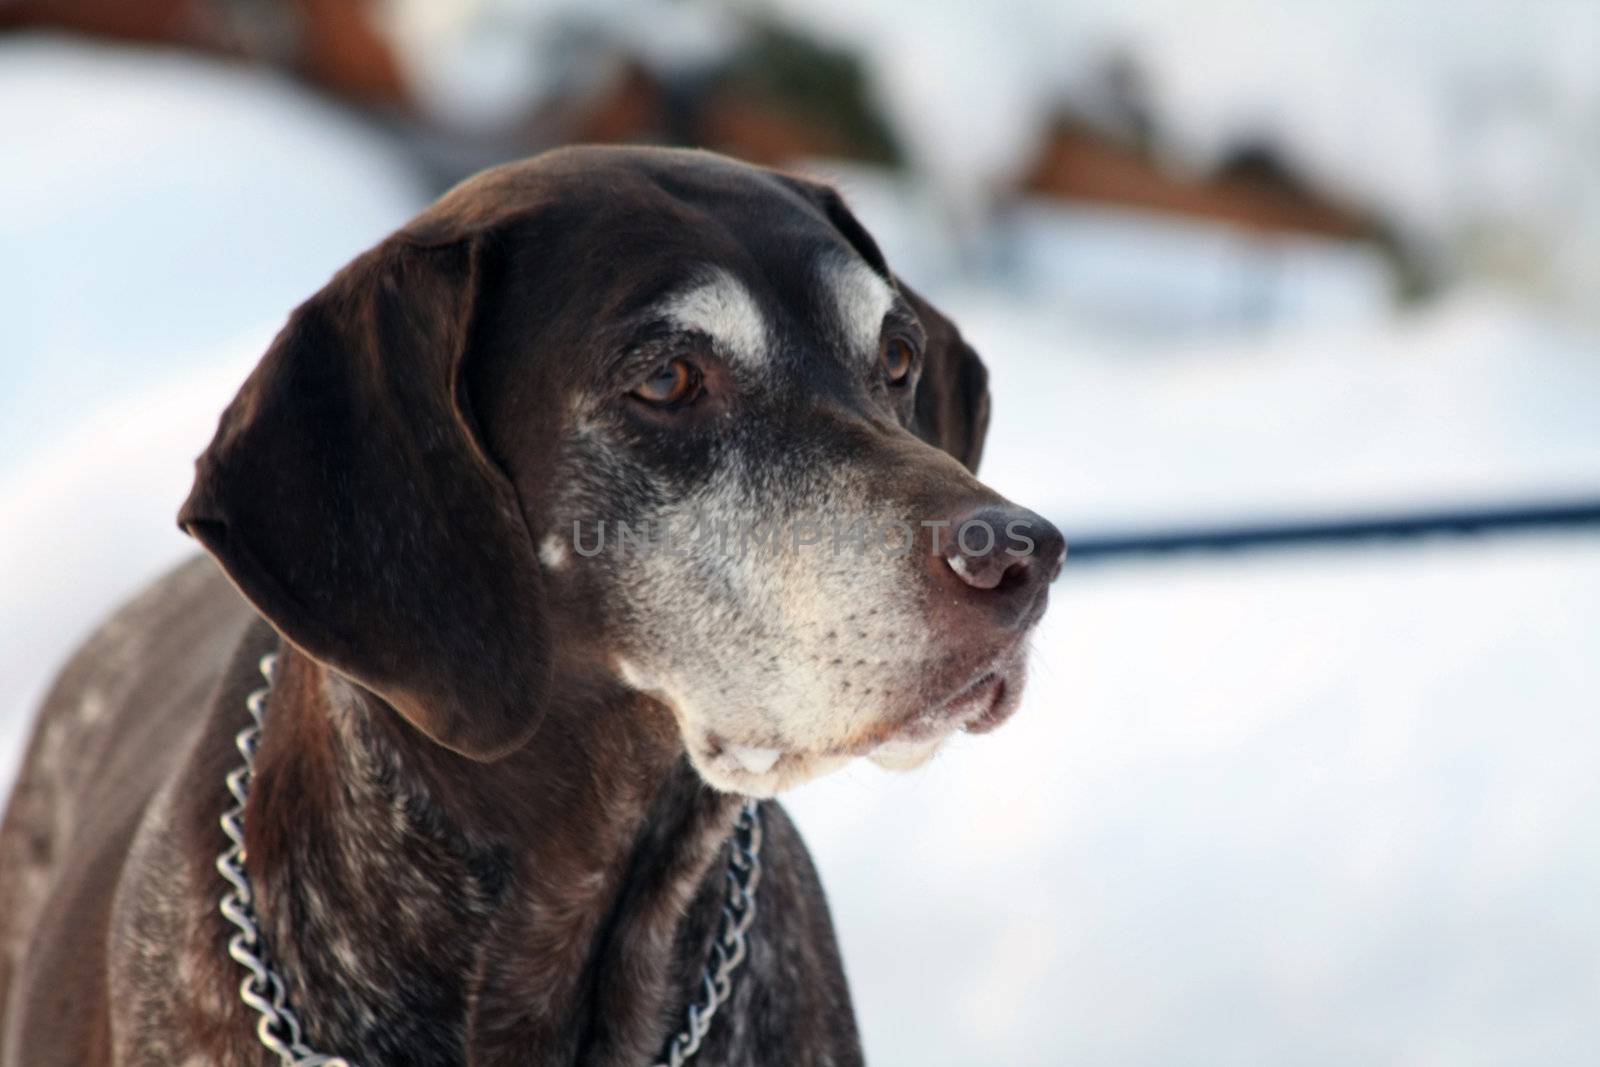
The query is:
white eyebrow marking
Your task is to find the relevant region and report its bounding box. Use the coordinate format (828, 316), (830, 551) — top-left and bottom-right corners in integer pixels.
(825, 255), (895, 361)
(659, 268), (770, 364)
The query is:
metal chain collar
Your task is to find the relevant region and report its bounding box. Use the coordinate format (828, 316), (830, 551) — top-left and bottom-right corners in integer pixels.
(216, 652), (764, 1067)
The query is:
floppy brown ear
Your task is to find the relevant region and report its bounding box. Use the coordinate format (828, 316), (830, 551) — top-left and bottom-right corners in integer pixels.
(899, 283), (991, 473)
(178, 236), (550, 760)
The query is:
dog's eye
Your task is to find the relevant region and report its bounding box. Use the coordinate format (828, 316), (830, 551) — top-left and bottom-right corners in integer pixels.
(881, 336), (916, 386)
(631, 359), (701, 407)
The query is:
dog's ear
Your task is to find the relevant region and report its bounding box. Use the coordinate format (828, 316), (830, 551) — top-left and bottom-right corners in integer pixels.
(776, 173), (991, 473)
(897, 283), (991, 473)
(178, 236), (550, 760)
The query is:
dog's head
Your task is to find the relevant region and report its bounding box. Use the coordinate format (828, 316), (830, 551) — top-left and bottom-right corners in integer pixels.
(181, 147), (1063, 796)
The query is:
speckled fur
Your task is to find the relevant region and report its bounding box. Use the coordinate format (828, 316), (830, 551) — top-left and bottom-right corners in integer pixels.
(0, 147), (1055, 1066)
(4, 562), (862, 1066)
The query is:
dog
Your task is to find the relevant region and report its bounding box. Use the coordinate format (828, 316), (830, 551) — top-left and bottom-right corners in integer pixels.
(0, 146), (1063, 1066)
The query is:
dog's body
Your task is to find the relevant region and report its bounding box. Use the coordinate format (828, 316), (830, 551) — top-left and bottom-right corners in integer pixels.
(1, 147), (1061, 1065)
(1, 558), (856, 1065)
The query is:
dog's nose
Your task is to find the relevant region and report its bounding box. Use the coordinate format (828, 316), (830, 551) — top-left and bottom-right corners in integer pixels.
(936, 505), (1065, 623)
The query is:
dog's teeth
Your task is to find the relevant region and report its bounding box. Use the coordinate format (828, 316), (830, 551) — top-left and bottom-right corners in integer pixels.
(730, 746), (781, 775)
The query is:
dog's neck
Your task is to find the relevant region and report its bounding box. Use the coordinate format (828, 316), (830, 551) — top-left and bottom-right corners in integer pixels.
(233, 642), (742, 1066)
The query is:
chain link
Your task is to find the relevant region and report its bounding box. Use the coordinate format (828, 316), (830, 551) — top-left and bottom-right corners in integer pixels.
(217, 651), (763, 1067)
(217, 653), (351, 1066)
(653, 798), (763, 1067)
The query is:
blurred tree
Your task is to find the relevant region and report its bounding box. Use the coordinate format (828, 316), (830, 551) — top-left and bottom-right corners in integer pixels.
(699, 17), (902, 167)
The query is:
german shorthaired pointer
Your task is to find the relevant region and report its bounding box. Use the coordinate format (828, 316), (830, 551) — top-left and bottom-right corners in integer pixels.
(0, 146), (1063, 1066)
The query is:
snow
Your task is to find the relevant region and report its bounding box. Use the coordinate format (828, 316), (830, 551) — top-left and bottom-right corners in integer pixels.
(382, 0), (743, 131)
(5, 31), (1600, 1067)
(0, 341), (258, 746)
(0, 35), (429, 753)
(966, 286), (1600, 530)
(787, 534), (1600, 1065)
(0, 35), (429, 463)
(995, 199), (1398, 335)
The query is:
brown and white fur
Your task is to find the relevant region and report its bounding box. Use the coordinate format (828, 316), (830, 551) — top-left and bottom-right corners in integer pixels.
(0, 146), (1063, 1066)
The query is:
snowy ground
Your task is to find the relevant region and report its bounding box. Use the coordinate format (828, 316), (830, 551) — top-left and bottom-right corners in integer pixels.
(4, 34), (1600, 1066)
(788, 534), (1600, 1066)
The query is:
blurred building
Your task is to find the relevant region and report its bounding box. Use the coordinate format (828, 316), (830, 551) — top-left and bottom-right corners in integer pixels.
(5, 0), (1589, 332)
